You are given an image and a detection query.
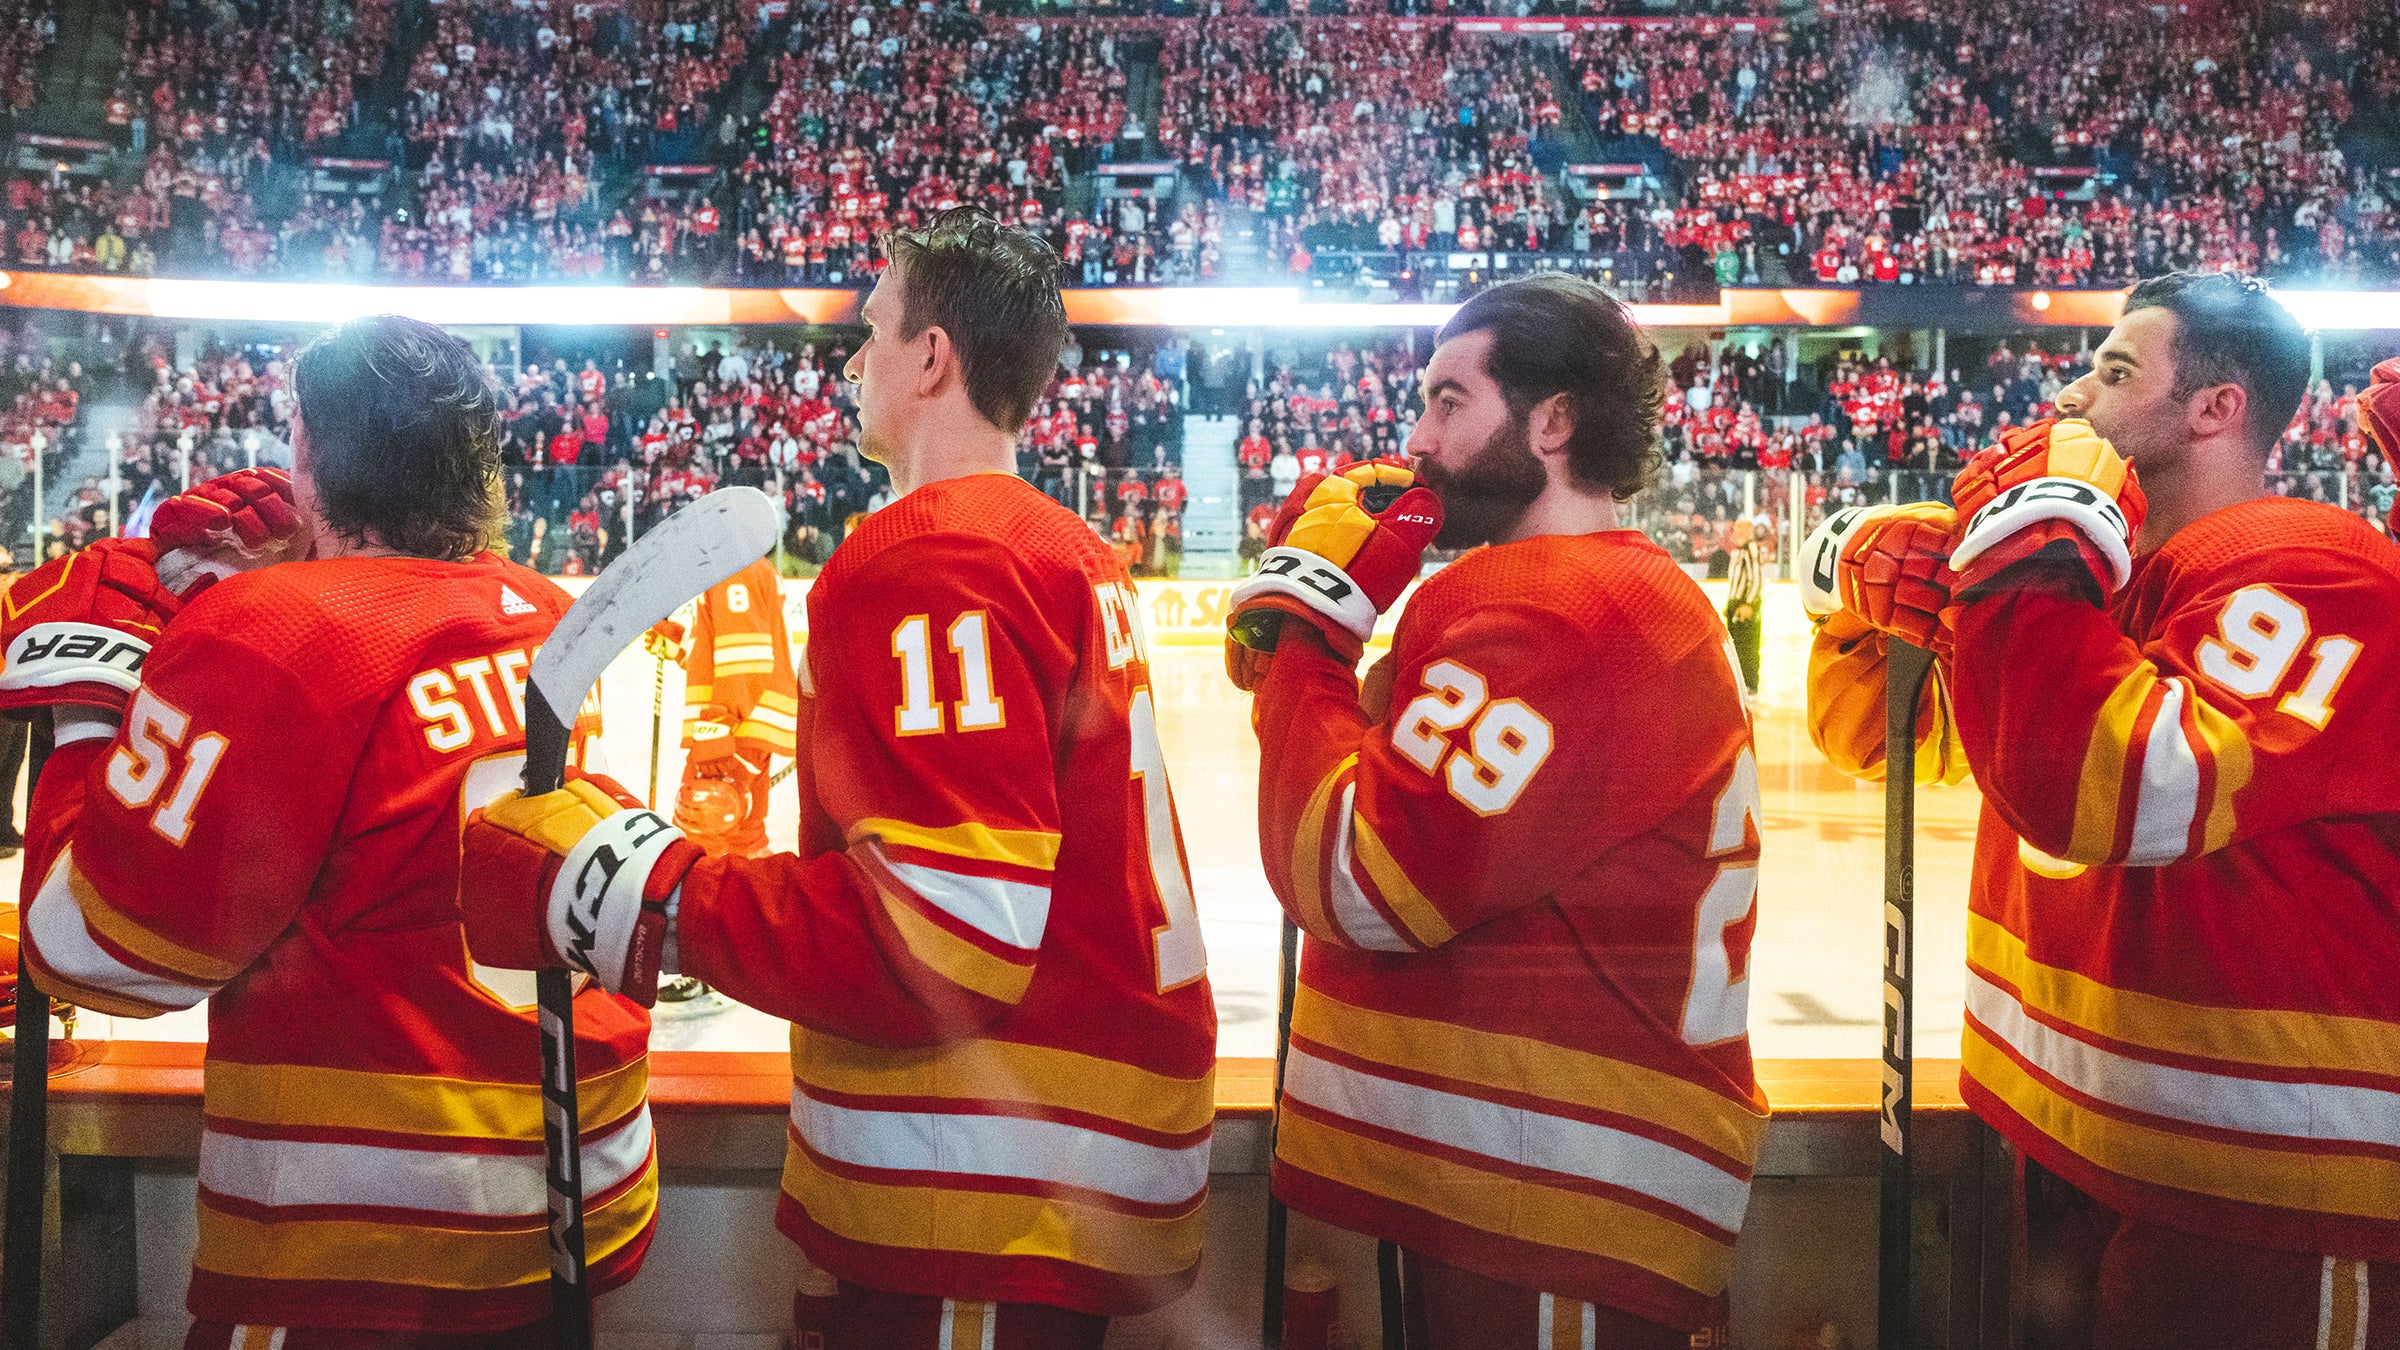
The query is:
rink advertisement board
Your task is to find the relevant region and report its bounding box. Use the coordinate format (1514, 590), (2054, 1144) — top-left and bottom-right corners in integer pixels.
(553, 574), (1414, 653)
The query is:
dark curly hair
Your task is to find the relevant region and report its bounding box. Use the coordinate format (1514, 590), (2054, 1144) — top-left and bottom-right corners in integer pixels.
(881, 207), (1069, 434)
(293, 315), (504, 561)
(2121, 271), (2311, 455)
(1436, 275), (1666, 500)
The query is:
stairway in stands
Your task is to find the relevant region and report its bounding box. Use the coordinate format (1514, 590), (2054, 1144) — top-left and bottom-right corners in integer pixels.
(26, 0), (123, 136)
(1177, 414), (1243, 574)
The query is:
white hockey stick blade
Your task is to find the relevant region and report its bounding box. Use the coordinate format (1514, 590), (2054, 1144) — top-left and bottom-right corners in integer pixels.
(529, 487), (780, 721)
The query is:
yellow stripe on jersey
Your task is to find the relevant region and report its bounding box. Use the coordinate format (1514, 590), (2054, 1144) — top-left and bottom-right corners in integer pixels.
(193, 1162), (655, 1288)
(1964, 1027), (2400, 1219)
(1287, 756), (1354, 943)
(758, 689), (801, 715)
(70, 860), (249, 985)
(1969, 914), (2400, 1079)
(876, 887), (1036, 1005)
(780, 1140), (1203, 1278)
(850, 817), (1060, 872)
(1292, 986), (1766, 1163)
(1348, 814), (1455, 949)
(2189, 694), (2253, 854)
(205, 1057), (650, 1141)
(790, 1026), (1214, 1138)
(684, 682), (713, 705)
(2070, 662), (2161, 863)
(1276, 1109), (1730, 1297)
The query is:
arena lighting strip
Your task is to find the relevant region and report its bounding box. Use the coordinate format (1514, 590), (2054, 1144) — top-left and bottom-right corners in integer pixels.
(0, 271), (2393, 330)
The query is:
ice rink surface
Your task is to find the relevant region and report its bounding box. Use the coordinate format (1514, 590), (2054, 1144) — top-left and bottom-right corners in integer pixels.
(13, 581), (1981, 1064)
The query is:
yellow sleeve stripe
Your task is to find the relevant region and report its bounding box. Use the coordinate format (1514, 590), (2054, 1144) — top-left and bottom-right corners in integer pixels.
(1350, 814), (1456, 949)
(711, 658), (776, 678)
(757, 689), (802, 714)
(1286, 755), (1355, 943)
(742, 704), (800, 733)
(18, 961), (179, 1020)
(71, 861), (249, 985)
(2070, 662), (2162, 863)
(877, 887), (1035, 1005)
(2189, 694), (2253, 854)
(684, 683), (713, 703)
(849, 817), (1060, 872)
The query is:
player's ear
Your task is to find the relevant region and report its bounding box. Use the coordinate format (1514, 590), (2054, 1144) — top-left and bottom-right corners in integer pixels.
(916, 324), (951, 398)
(1529, 390), (1576, 461)
(2186, 380), (2247, 444)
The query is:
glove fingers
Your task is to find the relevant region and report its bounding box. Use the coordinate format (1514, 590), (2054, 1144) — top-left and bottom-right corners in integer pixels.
(1375, 486), (1444, 552)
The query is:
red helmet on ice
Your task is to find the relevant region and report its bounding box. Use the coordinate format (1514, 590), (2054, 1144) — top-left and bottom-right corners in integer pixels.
(673, 776), (748, 853)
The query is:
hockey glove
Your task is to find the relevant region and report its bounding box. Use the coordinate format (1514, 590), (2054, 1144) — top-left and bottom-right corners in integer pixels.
(460, 773), (704, 1007)
(1224, 460), (1442, 690)
(642, 619), (688, 664)
(0, 539), (181, 727)
(1948, 419), (2146, 603)
(1842, 503), (1957, 653)
(2362, 359), (2400, 543)
(149, 468), (304, 598)
(1797, 506), (1869, 621)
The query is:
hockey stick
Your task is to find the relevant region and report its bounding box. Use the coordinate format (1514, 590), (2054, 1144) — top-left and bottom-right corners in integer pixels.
(1877, 637), (1938, 1350)
(1376, 1239), (1404, 1350)
(520, 487), (780, 1350)
(4, 713), (53, 1350)
(1261, 911), (1300, 1347)
(647, 652), (667, 809)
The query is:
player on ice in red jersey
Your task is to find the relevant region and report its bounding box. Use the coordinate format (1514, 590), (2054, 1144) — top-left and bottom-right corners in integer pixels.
(1225, 274), (1766, 1348)
(458, 209), (1216, 1350)
(3, 316), (660, 1346)
(1808, 273), (2400, 1349)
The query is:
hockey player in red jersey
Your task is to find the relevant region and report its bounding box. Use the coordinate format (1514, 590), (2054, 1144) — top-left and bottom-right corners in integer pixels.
(459, 209), (1214, 1350)
(4, 318), (657, 1346)
(1810, 273), (2400, 1348)
(1226, 275), (1765, 1347)
(664, 554), (799, 857)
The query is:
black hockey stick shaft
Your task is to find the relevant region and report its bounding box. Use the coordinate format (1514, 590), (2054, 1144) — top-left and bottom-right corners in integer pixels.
(523, 686), (593, 1350)
(1377, 1239), (1404, 1350)
(4, 713), (53, 1350)
(1261, 912), (1300, 1347)
(1878, 638), (1937, 1350)
(647, 655), (666, 808)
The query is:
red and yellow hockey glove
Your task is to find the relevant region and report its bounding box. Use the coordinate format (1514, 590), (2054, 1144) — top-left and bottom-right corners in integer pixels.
(641, 619), (687, 664)
(1845, 503), (1957, 652)
(0, 539), (181, 722)
(460, 773), (703, 1007)
(150, 467), (304, 598)
(2361, 358), (2400, 543)
(1224, 459), (1442, 690)
(1948, 418), (2146, 603)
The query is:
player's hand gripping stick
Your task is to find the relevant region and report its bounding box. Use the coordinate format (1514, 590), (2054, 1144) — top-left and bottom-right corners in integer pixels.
(500, 487), (779, 1350)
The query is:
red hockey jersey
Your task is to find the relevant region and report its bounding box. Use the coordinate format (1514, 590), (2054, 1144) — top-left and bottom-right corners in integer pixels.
(1943, 498), (2400, 1261)
(1252, 531), (1768, 1331)
(682, 554), (800, 764)
(671, 473), (1216, 1315)
(16, 555), (655, 1332)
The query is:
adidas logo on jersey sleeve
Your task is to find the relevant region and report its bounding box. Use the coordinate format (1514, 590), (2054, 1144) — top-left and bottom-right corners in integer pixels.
(499, 584), (538, 617)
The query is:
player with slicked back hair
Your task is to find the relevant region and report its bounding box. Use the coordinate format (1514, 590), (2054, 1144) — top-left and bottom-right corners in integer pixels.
(2, 314), (658, 1346)
(1225, 273), (1765, 1347)
(460, 208), (1217, 1350)
(1811, 273), (2400, 1347)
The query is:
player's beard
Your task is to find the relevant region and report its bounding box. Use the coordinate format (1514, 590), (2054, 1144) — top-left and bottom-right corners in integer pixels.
(1418, 410), (1546, 549)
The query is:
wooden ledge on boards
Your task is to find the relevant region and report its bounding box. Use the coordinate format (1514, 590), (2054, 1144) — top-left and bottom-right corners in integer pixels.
(11, 1041), (1974, 1178)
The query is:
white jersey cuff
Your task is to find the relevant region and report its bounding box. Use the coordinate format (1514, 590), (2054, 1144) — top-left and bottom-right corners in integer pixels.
(1952, 476), (2133, 591)
(1231, 547), (1381, 642)
(546, 807), (684, 992)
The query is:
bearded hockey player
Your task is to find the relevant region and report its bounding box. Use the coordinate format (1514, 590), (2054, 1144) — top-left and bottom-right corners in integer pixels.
(1809, 273), (2400, 1348)
(459, 209), (1215, 1350)
(1224, 274), (1766, 1348)
(4, 317), (657, 1345)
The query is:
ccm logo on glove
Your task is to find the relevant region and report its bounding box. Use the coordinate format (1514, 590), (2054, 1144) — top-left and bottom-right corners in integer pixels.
(1966, 478), (2128, 540)
(551, 807), (682, 982)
